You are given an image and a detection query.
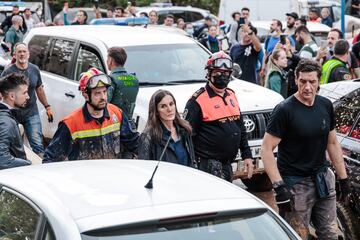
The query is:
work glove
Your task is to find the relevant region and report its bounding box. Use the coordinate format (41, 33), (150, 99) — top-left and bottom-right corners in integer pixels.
(46, 106), (54, 122)
(339, 178), (352, 207)
(274, 184), (293, 217)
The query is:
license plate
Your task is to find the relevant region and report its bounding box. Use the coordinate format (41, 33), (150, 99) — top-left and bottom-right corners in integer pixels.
(236, 146), (261, 159)
(251, 146), (261, 158)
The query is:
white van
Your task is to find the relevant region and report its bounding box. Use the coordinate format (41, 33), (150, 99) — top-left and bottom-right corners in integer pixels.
(23, 25), (283, 180)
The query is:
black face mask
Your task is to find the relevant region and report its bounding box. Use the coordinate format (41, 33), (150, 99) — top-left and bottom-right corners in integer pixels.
(212, 73), (231, 89)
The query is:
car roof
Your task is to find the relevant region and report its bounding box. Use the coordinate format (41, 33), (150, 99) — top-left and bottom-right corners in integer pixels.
(318, 80), (360, 102)
(26, 25), (195, 47)
(137, 6), (210, 15)
(0, 160), (264, 232)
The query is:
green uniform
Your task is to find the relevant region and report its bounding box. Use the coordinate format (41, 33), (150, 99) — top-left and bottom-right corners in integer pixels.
(107, 67), (139, 119)
(321, 58), (351, 85)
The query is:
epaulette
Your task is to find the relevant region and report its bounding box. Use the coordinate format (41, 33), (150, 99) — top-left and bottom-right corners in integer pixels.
(191, 87), (205, 99)
(226, 87), (235, 94)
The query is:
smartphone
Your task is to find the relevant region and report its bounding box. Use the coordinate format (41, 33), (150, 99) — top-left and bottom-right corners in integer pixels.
(94, 0), (99, 9)
(320, 40), (327, 49)
(238, 17), (245, 25)
(280, 35), (287, 45)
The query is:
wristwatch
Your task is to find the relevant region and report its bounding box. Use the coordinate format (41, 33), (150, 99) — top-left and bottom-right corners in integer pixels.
(272, 180), (285, 189)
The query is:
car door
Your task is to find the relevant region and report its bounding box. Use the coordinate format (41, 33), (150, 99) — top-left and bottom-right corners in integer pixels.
(29, 36), (81, 139)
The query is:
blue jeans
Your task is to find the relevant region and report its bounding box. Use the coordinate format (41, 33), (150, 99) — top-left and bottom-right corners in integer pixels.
(23, 114), (44, 154)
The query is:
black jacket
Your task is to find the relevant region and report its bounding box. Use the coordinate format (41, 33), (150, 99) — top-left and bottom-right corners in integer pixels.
(138, 124), (197, 168)
(0, 103), (31, 169)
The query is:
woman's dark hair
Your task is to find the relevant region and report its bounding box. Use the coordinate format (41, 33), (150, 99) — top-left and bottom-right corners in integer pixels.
(78, 10), (88, 23)
(295, 59), (322, 80)
(145, 89), (192, 143)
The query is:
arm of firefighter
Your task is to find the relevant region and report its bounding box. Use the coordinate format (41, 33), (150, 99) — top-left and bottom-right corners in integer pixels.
(184, 97), (202, 136)
(239, 113), (254, 178)
(138, 132), (155, 160)
(260, 132), (283, 183)
(0, 126), (31, 169)
(239, 113), (252, 159)
(327, 129), (347, 179)
(120, 113), (140, 155)
(43, 123), (73, 163)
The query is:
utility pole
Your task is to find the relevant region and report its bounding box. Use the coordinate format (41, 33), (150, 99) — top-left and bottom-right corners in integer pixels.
(341, 0), (345, 34)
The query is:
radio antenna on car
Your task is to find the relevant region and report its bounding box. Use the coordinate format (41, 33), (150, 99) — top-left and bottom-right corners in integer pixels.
(144, 135), (172, 189)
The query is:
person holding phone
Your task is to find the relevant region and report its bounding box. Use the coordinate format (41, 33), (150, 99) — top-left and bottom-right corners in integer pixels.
(228, 7), (251, 46)
(230, 24), (261, 84)
(63, 2), (88, 25)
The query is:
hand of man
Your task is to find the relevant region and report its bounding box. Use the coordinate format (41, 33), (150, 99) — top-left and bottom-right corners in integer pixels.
(274, 184), (293, 214)
(339, 178), (352, 207)
(46, 106), (54, 122)
(243, 158), (254, 178)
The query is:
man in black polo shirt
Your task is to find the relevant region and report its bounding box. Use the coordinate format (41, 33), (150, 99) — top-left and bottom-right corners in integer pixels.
(261, 59), (351, 239)
(184, 51), (253, 182)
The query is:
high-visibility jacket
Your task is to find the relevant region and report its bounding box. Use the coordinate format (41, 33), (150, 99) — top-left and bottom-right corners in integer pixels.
(63, 103), (123, 160)
(321, 58), (346, 85)
(184, 84), (252, 162)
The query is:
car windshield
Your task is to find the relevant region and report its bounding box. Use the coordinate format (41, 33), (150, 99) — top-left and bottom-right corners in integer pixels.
(82, 210), (295, 240)
(124, 44), (209, 85)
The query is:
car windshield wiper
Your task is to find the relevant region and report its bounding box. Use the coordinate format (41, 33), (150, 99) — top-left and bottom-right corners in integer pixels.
(139, 82), (168, 86)
(169, 79), (207, 84)
(140, 79), (206, 86)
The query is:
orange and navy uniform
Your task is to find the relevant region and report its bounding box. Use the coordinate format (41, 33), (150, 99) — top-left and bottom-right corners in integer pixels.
(43, 103), (139, 162)
(184, 84), (252, 162)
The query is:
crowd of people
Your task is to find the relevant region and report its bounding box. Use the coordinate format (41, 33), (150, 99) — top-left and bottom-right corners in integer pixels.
(0, 3), (358, 240)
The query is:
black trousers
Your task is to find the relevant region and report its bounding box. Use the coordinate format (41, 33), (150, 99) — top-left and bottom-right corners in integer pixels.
(198, 158), (233, 182)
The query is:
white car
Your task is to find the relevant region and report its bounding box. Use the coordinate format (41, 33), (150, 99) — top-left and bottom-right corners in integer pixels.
(136, 6), (219, 25)
(23, 25), (283, 162)
(0, 160), (301, 239)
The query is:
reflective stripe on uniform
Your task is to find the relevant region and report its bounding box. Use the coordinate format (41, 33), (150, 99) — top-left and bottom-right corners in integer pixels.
(321, 59), (345, 85)
(71, 122), (120, 140)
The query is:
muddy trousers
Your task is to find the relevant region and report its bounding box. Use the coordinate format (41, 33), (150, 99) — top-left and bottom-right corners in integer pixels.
(284, 169), (337, 240)
(198, 158), (233, 182)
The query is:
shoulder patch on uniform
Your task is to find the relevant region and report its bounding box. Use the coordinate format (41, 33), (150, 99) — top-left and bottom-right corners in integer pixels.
(191, 87), (206, 99)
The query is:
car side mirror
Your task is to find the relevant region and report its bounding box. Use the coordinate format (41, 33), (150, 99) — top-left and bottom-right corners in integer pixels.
(232, 63), (242, 79)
